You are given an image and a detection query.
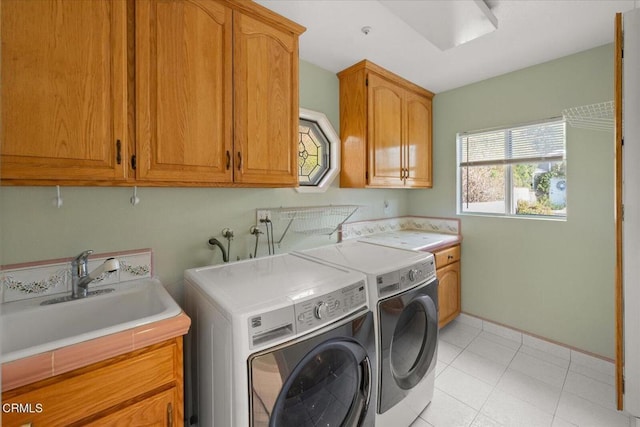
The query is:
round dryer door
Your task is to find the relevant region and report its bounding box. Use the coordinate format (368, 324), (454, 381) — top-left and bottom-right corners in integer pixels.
(269, 338), (371, 427)
(390, 294), (438, 389)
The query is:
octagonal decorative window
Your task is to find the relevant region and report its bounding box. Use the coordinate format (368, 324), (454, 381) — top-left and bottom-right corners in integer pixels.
(296, 108), (340, 192)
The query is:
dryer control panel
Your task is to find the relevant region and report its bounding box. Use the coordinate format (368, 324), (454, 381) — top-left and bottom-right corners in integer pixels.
(294, 280), (367, 334)
(248, 280), (368, 349)
(376, 256), (436, 298)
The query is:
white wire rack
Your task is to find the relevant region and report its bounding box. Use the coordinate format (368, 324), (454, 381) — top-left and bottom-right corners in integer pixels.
(258, 205), (360, 243)
(562, 101), (614, 132)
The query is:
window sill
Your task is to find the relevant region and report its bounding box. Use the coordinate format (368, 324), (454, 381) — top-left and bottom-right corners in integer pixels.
(457, 211), (567, 222)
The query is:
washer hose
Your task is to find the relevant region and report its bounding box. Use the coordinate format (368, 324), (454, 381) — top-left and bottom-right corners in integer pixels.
(208, 238), (229, 263)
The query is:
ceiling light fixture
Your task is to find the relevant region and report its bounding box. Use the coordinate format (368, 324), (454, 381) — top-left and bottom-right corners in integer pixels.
(378, 0), (498, 51)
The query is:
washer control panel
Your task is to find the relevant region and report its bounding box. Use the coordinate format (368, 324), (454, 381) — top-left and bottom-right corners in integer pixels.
(248, 280), (367, 349)
(376, 255), (436, 298)
(294, 280), (367, 334)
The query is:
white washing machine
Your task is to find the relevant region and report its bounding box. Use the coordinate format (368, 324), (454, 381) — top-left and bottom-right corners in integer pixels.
(295, 241), (438, 427)
(184, 253), (377, 427)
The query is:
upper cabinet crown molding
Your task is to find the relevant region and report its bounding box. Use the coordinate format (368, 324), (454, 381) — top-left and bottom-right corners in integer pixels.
(1, 0), (305, 188)
(218, 0), (306, 35)
(337, 60), (435, 99)
(338, 60), (434, 189)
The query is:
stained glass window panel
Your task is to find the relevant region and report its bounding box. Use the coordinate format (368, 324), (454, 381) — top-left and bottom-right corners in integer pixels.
(298, 119), (330, 186)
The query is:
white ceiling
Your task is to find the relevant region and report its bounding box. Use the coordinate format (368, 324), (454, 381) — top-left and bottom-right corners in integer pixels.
(255, 0), (637, 93)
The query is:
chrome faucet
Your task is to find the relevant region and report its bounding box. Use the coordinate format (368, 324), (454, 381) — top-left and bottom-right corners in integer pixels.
(71, 250), (120, 298)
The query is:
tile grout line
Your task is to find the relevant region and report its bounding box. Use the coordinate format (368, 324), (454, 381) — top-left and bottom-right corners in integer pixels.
(471, 336), (524, 426)
(477, 318), (571, 425)
(550, 349), (571, 420)
(438, 326), (482, 367)
(439, 322), (524, 426)
(437, 318), (627, 427)
(566, 352), (624, 415)
(429, 325), (484, 426)
(431, 386), (482, 427)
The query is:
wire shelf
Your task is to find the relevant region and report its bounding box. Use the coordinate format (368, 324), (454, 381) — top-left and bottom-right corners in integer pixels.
(562, 101), (614, 132)
(257, 205), (360, 243)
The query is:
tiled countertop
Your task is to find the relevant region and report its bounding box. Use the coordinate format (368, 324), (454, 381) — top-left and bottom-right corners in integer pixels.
(340, 216), (462, 252)
(2, 311), (191, 391)
(358, 230), (462, 252)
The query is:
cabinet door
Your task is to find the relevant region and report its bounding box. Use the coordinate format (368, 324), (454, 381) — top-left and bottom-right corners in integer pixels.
(1, 343), (178, 426)
(136, 0), (233, 183)
(404, 91), (433, 188)
(437, 261), (461, 328)
(86, 388), (177, 426)
(367, 73), (404, 187)
(1, 0), (127, 182)
(233, 12), (298, 186)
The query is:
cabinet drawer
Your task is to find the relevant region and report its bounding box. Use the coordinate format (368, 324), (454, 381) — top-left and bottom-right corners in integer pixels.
(86, 388), (177, 426)
(435, 245), (460, 268)
(2, 341), (178, 426)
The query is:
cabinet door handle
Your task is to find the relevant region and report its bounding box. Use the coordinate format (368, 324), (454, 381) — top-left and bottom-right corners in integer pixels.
(237, 152), (242, 171)
(448, 255), (454, 260)
(226, 150), (230, 170)
(167, 402), (173, 427)
(116, 139), (122, 165)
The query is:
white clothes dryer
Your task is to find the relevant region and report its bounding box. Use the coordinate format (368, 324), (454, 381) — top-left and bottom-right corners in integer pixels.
(184, 253), (377, 427)
(295, 241), (438, 427)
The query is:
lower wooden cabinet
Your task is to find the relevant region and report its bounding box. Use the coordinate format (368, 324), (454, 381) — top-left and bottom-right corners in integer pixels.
(86, 388), (177, 426)
(1, 338), (183, 427)
(434, 245), (461, 328)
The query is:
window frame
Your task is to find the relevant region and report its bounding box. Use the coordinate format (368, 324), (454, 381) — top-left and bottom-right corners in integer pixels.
(295, 108), (340, 193)
(456, 117), (567, 220)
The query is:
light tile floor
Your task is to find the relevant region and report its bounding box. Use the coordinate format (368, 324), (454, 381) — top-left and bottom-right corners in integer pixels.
(412, 317), (636, 427)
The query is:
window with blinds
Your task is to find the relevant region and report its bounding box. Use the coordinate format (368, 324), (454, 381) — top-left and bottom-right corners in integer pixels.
(457, 118), (566, 218)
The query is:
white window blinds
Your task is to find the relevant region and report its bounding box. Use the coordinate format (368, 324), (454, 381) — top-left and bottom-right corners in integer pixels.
(459, 119), (566, 167)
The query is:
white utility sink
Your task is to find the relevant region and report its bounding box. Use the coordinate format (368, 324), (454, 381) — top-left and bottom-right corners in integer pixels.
(2, 278), (182, 363)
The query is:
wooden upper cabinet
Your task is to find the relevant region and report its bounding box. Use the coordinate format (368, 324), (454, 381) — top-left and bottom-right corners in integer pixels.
(338, 60), (434, 188)
(1, 0), (128, 182)
(136, 0), (233, 183)
(2, 0), (304, 187)
(405, 90), (433, 187)
(232, 10), (299, 186)
(368, 73), (404, 187)
(136, 0), (302, 186)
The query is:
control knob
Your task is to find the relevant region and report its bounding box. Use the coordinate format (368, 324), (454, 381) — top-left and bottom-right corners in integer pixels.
(314, 302), (329, 319)
(408, 268), (419, 281)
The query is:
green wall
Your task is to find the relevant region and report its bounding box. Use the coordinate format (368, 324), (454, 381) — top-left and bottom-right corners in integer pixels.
(410, 44), (615, 358)
(1, 48), (617, 358)
(0, 60), (409, 300)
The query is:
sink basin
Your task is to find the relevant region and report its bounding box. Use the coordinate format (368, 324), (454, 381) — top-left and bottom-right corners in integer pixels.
(2, 278), (181, 363)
